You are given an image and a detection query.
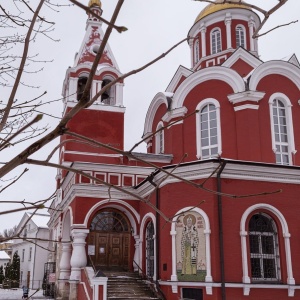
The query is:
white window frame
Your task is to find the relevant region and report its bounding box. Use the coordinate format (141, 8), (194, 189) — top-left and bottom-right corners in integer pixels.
(196, 99), (222, 160)
(155, 121), (164, 154)
(236, 25), (247, 49)
(29, 247), (32, 261)
(269, 93), (295, 166)
(240, 204), (295, 291)
(194, 39), (200, 64)
(210, 28), (222, 55)
(249, 213), (280, 282)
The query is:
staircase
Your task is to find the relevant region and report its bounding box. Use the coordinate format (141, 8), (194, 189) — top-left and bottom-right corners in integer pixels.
(105, 271), (162, 300)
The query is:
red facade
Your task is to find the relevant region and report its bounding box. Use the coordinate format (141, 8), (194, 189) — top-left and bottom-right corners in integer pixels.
(50, 1), (300, 299)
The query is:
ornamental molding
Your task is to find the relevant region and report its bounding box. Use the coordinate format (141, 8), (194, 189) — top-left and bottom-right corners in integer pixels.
(166, 66), (193, 93)
(228, 90), (265, 104)
(162, 106), (188, 122)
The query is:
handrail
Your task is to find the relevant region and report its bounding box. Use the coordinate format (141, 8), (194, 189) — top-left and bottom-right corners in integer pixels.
(133, 260), (166, 300)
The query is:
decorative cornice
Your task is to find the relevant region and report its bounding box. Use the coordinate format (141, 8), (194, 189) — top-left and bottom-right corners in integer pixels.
(228, 91), (265, 104)
(162, 106), (188, 123)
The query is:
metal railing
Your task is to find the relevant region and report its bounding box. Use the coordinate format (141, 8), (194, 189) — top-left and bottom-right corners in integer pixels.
(133, 260), (166, 300)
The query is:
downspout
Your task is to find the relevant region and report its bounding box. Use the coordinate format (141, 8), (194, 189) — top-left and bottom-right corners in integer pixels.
(217, 159), (227, 300)
(156, 187), (160, 282)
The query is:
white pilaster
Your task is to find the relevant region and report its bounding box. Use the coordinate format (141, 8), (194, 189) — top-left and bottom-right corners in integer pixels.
(170, 229), (178, 282)
(240, 230), (251, 284)
(225, 14), (232, 49)
(68, 77), (77, 102)
(248, 17), (255, 52)
(69, 229), (89, 281)
(133, 235), (140, 272)
(284, 233), (295, 285)
(115, 82), (124, 106)
(59, 240), (72, 280)
(200, 24), (207, 58)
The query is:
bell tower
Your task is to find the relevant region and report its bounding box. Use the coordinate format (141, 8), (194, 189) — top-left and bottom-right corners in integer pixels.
(60, 0), (125, 167)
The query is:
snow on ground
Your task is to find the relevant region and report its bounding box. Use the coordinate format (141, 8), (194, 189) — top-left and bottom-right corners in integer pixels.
(0, 288), (53, 299)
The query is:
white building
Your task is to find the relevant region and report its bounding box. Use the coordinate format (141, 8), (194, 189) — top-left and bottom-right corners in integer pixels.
(12, 213), (50, 289)
(0, 250), (10, 270)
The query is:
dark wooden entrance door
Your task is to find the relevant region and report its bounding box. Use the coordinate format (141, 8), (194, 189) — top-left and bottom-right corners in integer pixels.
(88, 209), (131, 270)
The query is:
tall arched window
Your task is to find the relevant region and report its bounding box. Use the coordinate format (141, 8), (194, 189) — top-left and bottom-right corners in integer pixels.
(196, 99), (221, 159)
(249, 213), (280, 282)
(155, 122), (164, 154)
(77, 75), (90, 101)
(145, 221), (155, 278)
(236, 25), (246, 48)
(211, 28), (221, 54)
(194, 39), (200, 64)
(269, 94), (295, 165)
(101, 77), (116, 105)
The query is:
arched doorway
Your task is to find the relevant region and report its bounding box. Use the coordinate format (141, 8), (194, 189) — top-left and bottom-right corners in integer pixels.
(88, 209), (131, 271)
(145, 221), (155, 278)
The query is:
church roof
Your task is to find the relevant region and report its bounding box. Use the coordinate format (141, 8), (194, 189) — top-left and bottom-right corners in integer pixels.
(194, 0), (251, 24)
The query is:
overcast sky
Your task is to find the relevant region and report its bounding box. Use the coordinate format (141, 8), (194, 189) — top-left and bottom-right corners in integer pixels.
(1, 0), (300, 233)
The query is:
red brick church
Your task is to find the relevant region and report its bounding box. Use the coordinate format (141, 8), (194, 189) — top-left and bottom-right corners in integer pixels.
(49, 0), (300, 299)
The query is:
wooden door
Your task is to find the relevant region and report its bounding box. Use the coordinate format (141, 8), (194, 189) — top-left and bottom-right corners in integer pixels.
(88, 232), (130, 270)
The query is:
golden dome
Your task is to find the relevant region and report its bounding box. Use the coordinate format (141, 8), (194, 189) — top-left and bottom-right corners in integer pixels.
(88, 0), (101, 8)
(194, 0), (251, 24)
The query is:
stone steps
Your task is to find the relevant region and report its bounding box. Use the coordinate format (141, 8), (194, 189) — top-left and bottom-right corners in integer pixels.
(105, 271), (161, 300)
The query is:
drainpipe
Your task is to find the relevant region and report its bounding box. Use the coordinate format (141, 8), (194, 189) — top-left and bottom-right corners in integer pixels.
(156, 187), (160, 282)
(217, 159), (227, 300)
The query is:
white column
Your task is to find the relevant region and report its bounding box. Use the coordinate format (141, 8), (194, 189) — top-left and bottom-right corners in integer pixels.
(225, 14), (232, 49)
(284, 233), (295, 285)
(69, 229), (89, 281)
(200, 24), (207, 58)
(204, 229), (213, 282)
(68, 77), (77, 102)
(240, 230), (251, 283)
(115, 82), (124, 106)
(188, 38), (194, 68)
(133, 235), (140, 272)
(59, 240), (72, 280)
(170, 229), (177, 282)
(248, 17), (255, 52)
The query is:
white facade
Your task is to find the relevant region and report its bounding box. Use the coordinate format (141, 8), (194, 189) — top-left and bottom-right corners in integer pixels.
(12, 213), (50, 289)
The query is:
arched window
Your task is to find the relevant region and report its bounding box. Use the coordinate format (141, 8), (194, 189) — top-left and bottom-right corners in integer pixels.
(77, 76), (90, 101)
(211, 28), (221, 54)
(249, 213), (280, 281)
(155, 122), (164, 154)
(236, 25), (246, 48)
(194, 39), (200, 64)
(145, 221), (155, 278)
(101, 77), (116, 105)
(269, 94), (295, 165)
(196, 99), (221, 159)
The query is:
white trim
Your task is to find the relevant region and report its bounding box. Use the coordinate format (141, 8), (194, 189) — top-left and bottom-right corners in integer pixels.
(94, 172), (107, 184)
(235, 24), (247, 49)
(143, 92), (171, 138)
(80, 171), (92, 184)
(234, 104), (259, 111)
(64, 101), (126, 112)
(217, 55), (227, 64)
(64, 150), (122, 158)
(249, 61), (300, 91)
(240, 203), (295, 291)
(225, 13), (232, 49)
(80, 282), (91, 300)
(222, 47), (262, 69)
(206, 59), (216, 68)
(172, 67), (245, 109)
(166, 66), (193, 93)
(108, 173), (121, 186)
(228, 91), (265, 105)
(196, 99), (222, 159)
(162, 107), (188, 123)
(155, 121), (164, 154)
(122, 174), (134, 186)
(140, 213), (157, 281)
(210, 27), (222, 55)
(269, 93), (296, 165)
(170, 207), (212, 295)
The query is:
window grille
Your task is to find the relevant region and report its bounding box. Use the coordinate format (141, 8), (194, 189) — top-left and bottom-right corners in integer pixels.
(236, 26), (245, 48)
(249, 214), (280, 282)
(146, 222), (155, 278)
